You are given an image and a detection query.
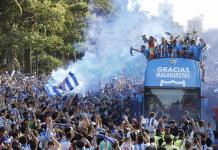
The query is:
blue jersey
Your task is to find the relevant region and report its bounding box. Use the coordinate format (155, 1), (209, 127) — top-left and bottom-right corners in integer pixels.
(143, 48), (150, 59)
(194, 43), (206, 61)
(188, 45), (197, 55)
(176, 43), (183, 53)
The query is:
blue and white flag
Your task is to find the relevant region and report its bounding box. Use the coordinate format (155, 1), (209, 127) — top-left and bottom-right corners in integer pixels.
(64, 72), (79, 91)
(45, 71), (79, 97)
(44, 85), (64, 97)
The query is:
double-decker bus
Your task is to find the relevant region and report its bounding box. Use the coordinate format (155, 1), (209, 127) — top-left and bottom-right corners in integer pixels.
(143, 58), (201, 120)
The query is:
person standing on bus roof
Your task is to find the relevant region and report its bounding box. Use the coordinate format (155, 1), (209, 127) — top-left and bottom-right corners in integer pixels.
(157, 37), (169, 58)
(176, 39), (184, 57)
(148, 36), (156, 59)
(189, 38), (206, 82)
(141, 45), (150, 59)
(168, 46), (177, 58)
(180, 47), (189, 58)
(171, 38), (178, 57)
(188, 40), (197, 59)
(155, 47), (162, 59)
(184, 38), (190, 49)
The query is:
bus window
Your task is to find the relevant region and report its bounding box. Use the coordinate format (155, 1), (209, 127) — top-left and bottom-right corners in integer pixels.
(144, 88), (201, 120)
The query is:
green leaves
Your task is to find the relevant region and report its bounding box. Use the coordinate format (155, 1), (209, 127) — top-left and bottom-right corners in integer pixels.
(38, 54), (62, 74)
(93, 0), (113, 14)
(0, 0), (112, 73)
(69, 2), (88, 15)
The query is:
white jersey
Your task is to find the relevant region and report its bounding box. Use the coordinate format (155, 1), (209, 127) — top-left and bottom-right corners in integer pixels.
(133, 143), (150, 150)
(120, 143), (134, 150)
(0, 117), (5, 128)
(142, 117), (158, 136)
(142, 118), (158, 129)
(60, 140), (71, 150)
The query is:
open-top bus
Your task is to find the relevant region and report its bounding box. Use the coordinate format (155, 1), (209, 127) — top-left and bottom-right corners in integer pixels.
(143, 58), (201, 120)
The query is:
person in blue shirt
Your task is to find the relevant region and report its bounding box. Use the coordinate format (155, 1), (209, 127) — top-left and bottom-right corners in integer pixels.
(180, 46), (189, 58)
(155, 47), (162, 59)
(194, 38), (207, 61)
(184, 38), (190, 50)
(176, 40), (184, 57)
(130, 45), (151, 60)
(141, 45), (151, 59)
(188, 40), (197, 59)
(188, 39), (206, 82)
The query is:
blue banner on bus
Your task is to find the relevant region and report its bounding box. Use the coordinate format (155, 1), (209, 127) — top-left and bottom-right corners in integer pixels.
(144, 58), (201, 88)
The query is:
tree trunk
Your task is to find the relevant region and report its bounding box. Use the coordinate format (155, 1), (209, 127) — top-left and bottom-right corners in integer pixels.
(62, 53), (66, 64)
(20, 50), (24, 71)
(24, 46), (32, 73)
(36, 55), (38, 75)
(7, 48), (16, 73)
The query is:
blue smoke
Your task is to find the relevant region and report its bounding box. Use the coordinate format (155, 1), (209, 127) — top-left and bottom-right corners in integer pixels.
(49, 0), (183, 93)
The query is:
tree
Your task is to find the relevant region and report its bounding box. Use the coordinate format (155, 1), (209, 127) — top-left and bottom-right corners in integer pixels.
(0, 0), (112, 74)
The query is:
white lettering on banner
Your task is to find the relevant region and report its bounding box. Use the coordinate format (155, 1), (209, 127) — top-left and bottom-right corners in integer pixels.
(156, 67), (190, 79)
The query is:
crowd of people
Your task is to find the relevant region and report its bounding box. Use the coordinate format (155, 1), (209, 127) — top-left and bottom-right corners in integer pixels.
(130, 32), (207, 82)
(0, 72), (217, 150)
(131, 32), (207, 60)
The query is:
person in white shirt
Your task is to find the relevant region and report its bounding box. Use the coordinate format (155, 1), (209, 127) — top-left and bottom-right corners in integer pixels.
(0, 110), (7, 128)
(206, 122), (215, 144)
(133, 132), (150, 150)
(142, 112), (158, 137)
(60, 132), (72, 150)
(120, 137), (134, 150)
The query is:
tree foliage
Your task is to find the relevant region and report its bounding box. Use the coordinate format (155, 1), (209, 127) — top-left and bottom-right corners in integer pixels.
(0, 0), (112, 74)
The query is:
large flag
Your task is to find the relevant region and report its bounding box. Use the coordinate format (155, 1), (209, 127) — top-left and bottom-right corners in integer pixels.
(44, 85), (64, 97)
(45, 71), (79, 97)
(64, 72), (79, 91)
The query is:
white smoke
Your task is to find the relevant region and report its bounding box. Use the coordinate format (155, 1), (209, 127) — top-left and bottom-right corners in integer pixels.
(49, 0), (183, 93)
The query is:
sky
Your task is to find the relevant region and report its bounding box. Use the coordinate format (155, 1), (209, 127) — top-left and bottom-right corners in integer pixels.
(140, 0), (218, 29)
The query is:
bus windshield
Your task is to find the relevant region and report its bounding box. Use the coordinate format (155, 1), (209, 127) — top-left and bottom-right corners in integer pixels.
(144, 88), (200, 120)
